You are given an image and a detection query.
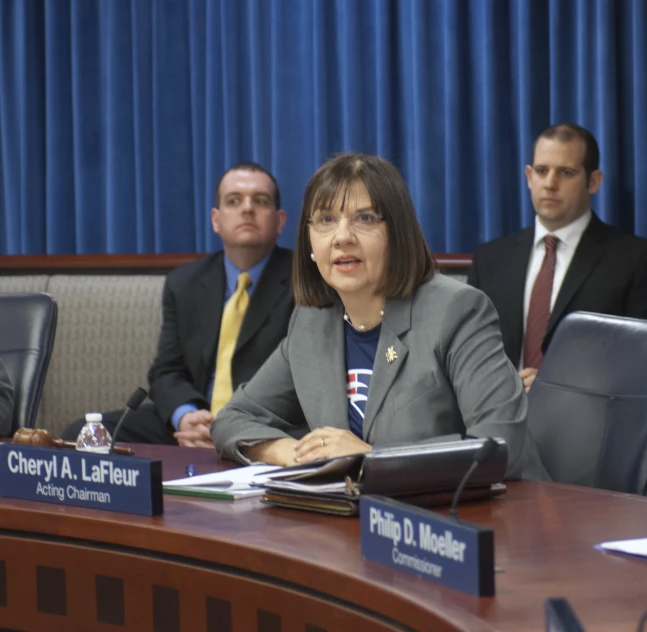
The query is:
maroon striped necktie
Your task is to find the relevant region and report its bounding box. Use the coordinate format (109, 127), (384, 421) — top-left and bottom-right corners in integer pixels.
(523, 235), (559, 369)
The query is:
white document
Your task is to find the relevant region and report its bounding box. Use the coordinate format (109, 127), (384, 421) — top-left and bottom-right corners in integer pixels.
(163, 464), (282, 489)
(595, 537), (647, 559)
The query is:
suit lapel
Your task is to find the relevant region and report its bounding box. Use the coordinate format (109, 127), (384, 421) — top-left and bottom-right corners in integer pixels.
(235, 249), (290, 352)
(546, 214), (607, 339)
(200, 254), (227, 374)
(505, 228), (535, 362)
(362, 295), (411, 439)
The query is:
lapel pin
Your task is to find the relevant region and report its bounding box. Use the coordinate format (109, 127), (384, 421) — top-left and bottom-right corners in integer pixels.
(385, 346), (398, 363)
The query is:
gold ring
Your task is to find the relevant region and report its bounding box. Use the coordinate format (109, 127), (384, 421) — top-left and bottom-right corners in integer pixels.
(320, 438), (325, 448)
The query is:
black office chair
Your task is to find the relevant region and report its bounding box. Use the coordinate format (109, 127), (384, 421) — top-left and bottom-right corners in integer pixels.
(528, 311), (647, 494)
(0, 293), (58, 433)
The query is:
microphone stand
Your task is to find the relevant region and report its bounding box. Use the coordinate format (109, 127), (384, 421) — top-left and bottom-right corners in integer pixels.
(109, 387), (148, 455)
(449, 438), (499, 519)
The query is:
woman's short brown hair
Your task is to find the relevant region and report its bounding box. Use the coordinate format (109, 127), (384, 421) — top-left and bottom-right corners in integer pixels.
(293, 153), (436, 307)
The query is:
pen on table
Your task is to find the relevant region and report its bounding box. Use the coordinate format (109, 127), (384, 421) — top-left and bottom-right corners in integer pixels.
(179, 464), (233, 487)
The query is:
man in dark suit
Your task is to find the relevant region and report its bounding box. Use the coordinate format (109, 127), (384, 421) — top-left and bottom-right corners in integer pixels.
(62, 162), (294, 447)
(0, 358), (14, 437)
(468, 124), (647, 392)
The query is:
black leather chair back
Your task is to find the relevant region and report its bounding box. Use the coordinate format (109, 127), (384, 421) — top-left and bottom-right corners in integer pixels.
(528, 311), (647, 494)
(0, 293), (58, 432)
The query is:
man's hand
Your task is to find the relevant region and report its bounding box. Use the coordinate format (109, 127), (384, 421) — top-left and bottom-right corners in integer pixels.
(174, 409), (214, 448)
(294, 426), (372, 463)
(519, 367), (538, 393)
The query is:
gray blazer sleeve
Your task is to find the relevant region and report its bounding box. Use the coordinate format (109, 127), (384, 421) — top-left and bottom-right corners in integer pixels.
(438, 287), (534, 479)
(211, 312), (307, 462)
(0, 358), (15, 437)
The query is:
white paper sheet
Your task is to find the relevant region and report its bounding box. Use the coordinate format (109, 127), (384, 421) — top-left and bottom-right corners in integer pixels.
(595, 537), (647, 559)
(163, 464), (282, 489)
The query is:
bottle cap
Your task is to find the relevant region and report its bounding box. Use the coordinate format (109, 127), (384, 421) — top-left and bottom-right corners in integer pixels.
(85, 413), (103, 423)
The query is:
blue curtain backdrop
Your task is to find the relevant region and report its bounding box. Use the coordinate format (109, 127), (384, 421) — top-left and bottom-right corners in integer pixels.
(1, 0), (646, 255)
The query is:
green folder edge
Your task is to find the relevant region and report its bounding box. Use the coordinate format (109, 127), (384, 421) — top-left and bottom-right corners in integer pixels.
(163, 486), (256, 501)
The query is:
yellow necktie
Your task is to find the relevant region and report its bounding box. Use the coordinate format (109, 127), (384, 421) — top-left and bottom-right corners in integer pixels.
(211, 272), (251, 415)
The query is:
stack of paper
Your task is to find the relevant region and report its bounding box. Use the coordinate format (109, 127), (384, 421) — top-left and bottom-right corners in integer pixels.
(261, 479), (348, 494)
(163, 464), (281, 500)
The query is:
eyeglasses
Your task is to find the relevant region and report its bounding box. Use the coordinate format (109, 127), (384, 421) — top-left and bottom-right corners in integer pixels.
(308, 210), (384, 235)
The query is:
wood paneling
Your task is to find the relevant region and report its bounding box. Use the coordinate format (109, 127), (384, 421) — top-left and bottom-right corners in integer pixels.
(0, 253), (472, 273)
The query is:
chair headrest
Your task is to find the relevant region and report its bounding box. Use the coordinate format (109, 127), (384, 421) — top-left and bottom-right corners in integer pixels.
(537, 311), (647, 396)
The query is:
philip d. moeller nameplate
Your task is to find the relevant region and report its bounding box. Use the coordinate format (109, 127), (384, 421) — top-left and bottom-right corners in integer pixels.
(360, 495), (494, 596)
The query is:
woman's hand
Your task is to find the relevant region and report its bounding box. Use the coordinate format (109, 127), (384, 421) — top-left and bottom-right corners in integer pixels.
(294, 426), (372, 463)
(241, 438), (299, 466)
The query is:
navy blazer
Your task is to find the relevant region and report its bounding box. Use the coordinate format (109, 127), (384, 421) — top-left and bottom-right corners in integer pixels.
(467, 213), (647, 365)
(148, 247), (294, 423)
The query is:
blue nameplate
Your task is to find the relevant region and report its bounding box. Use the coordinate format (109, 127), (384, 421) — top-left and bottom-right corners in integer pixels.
(0, 444), (163, 516)
(360, 495), (494, 597)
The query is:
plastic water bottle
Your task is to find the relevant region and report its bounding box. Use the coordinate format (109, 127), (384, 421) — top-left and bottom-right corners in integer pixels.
(76, 413), (112, 453)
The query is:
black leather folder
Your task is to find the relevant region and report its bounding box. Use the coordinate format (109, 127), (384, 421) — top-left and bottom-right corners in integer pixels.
(261, 437), (508, 516)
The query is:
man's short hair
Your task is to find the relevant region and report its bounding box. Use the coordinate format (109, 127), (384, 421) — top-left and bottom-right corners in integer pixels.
(214, 162), (281, 209)
(531, 124), (600, 177)
(293, 153), (436, 307)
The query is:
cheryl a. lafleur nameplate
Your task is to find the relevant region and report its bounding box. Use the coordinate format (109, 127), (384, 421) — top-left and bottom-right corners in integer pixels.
(360, 495), (494, 597)
(0, 444), (163, 516)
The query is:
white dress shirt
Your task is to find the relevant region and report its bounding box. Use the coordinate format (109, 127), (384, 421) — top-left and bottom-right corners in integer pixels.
(520, 210), (592, 368)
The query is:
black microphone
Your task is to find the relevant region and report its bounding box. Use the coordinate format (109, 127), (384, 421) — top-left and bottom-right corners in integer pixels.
(545, 598), (586, 631)
(449, 438), (499, 519)
(109, 387), (148, 455)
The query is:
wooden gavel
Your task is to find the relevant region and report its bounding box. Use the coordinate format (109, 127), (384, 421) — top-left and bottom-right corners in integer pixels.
(13, 428), (135, 456)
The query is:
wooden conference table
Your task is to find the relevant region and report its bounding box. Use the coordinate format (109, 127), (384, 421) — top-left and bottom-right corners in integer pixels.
(0, 445), (646, 632)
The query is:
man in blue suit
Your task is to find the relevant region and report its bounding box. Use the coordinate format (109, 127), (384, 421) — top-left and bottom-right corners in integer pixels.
(62, 163), (294, 447)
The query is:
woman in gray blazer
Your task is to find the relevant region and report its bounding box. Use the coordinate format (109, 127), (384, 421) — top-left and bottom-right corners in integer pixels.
(212, 153), (539, 479)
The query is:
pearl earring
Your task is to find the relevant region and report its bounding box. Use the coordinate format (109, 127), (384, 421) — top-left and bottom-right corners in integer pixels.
(310, 253), (315, 261)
